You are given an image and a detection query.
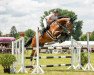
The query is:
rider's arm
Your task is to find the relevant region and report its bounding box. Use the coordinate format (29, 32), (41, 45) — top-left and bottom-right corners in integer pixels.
(46, 14), (56, 24)
(47, 17), (54, 23)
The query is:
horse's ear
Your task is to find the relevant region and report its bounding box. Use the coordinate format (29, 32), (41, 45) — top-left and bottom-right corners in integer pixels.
(70, 15), (77, 23)
(70, 18), (74, 23)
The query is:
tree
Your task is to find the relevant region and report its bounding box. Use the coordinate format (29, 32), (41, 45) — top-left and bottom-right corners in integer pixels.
(72, 21), (83, 40)
(90, 31), (94, 41)
(80, 34), (87, 41)
(25, 29), (35, 38)
(10, 26), (18, 38)
(40, 8), (83, 40)
(0, 31), (2, 36)
(81, 31), (94, 41)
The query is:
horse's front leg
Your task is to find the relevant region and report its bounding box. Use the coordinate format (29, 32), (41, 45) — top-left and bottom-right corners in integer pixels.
(30, 50), (36, 69)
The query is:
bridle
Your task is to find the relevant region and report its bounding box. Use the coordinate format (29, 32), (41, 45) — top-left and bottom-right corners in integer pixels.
(46, 20), (71, 41)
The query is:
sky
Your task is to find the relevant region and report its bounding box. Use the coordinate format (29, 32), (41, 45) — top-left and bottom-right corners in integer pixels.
(0, 0), (94, 34)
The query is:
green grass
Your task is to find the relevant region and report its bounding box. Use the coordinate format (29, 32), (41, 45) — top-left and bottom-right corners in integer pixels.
(0, 51), (94, 75)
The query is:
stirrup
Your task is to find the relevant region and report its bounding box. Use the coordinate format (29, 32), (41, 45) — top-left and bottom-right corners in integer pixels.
(41, 31), (44, 36)
(41, 32), (44, 36)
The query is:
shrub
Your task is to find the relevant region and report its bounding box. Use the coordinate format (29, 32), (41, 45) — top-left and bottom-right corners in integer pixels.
(81, 52), (88, 66)
(0, 54), (16, 68)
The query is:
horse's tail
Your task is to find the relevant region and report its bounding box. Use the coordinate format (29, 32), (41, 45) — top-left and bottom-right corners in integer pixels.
(24, 37), (32, 47)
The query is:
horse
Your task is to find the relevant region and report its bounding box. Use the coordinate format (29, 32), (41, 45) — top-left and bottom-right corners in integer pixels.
(25, 17), (73, 67)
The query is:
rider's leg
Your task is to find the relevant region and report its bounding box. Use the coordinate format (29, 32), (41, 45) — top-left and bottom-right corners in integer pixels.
(41, 18), (48, 36)
(43, 18), (47, 28)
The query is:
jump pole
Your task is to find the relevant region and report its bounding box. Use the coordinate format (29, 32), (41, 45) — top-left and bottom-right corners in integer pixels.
(68, 36), (84, 70)
(32, 27), (44, 74)
(84, 32), (94, 71)
(12, 41), (14, 55)
(17, 37), (27, 73)
(72, 38), (84, 70)
(68, 36), (76, 69)
(75, 47), (84, 70)
(11, 41), (17, 73)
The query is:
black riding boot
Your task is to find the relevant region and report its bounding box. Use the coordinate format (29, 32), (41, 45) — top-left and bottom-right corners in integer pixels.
(41, 25), (50, 36)
(41, 28), (46, 36)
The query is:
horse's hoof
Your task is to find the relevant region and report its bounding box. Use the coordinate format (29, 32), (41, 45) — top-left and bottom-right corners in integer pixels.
(28, 67), (34, 72)
(28, 68), (32, 73)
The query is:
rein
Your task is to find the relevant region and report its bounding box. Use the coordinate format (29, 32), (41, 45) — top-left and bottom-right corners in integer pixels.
(56, 22), (69, 34)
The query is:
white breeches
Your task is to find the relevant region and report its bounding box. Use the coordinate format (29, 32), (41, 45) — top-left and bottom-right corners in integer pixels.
(43, 18), (47, 28)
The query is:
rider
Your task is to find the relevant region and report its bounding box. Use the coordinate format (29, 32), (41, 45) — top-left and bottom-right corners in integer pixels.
(41, 9), (60, 36)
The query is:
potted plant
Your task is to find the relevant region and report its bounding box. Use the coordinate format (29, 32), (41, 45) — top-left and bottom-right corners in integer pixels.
(0, 54), (16, 73)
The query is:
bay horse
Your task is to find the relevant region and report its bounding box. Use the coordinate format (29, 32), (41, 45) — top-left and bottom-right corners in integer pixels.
(25, 17), (73, 67)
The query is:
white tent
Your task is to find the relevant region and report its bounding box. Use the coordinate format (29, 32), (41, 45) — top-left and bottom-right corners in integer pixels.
(51, 41), (94, 47)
